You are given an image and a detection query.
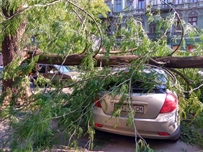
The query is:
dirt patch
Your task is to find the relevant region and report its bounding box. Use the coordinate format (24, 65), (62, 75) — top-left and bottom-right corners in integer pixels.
(0, 120), (10, 151)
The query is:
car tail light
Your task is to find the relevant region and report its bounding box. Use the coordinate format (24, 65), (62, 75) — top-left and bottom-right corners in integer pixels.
(92, 96), (102, 108)
(157, 132), (170, 136)
(94, 123), (103, 128)
(160, 93), (178, 113)
(95, 100), (102, 108)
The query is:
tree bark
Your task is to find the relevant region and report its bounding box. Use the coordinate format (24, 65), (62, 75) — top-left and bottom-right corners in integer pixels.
(1, 3), (29, 106)
(2, 2), (27, 87)
(27, 50), (203, 68)
(2, 35), (18, 90)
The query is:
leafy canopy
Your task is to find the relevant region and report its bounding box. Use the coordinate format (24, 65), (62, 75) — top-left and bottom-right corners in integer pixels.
(0, 1), (203, 152)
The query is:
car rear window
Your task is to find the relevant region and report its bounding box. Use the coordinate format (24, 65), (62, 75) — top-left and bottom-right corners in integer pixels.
(105, 67), (167, 93)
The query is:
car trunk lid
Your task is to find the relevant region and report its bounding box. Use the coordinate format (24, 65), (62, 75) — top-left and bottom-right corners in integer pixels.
(99, 93), (167, 119)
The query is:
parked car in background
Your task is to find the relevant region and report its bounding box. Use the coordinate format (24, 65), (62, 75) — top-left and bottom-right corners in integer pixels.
(198, 70), (203, 76)
(93, 66), (180, 140)
(30, 64), (79, 85)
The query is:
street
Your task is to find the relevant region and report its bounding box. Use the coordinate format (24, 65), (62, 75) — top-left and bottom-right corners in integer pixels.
(1, 112), (202, 152)
(79, 130), (203, 152)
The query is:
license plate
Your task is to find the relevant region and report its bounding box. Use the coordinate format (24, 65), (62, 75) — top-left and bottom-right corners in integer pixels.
(116, 104), (144, 114)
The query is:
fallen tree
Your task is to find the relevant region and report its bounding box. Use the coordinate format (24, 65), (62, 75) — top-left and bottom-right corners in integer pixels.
(1, 1), (203, 151)
(27, 50), (203, 68)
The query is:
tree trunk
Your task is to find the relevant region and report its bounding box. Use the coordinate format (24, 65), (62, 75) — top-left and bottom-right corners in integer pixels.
(27, 50), (203, 68)
(1, 3), (29, 106)
(2, 35), (18, 90)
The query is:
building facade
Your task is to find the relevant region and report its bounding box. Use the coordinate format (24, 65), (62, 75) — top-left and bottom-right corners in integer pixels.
(105, 0), (203, 50)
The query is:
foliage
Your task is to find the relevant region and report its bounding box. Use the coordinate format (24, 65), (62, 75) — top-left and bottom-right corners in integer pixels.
(0, 0), (111, 151)
(174, 68), (203, 147)
(0, 0), (203, 152)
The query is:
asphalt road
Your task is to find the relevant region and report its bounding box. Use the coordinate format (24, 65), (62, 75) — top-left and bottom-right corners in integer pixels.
(82, 130), (203, 152)
(1, 121), (202, 152)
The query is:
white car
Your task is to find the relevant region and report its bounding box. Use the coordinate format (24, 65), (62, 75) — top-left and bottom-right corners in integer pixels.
(30, 64), (79, 82)
(93, 66), (180, 140)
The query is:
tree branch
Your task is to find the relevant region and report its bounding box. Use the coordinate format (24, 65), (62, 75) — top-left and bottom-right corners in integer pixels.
(160, 1), (184, 56)
(65, 0), (103, 58)
(25, 49), (203, 68)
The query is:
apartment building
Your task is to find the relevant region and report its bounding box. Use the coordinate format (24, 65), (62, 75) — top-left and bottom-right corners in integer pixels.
(105, 0), (203, 50)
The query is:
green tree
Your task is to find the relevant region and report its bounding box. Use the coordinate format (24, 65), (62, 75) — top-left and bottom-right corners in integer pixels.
(0, 0), (111, 151)
(0, 0), (110, 101)
(0, 1), (203, 152)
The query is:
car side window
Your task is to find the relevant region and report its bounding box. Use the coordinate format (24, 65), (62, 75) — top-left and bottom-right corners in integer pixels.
(39, 65), (46, 73)
(48, 65), (58, 73)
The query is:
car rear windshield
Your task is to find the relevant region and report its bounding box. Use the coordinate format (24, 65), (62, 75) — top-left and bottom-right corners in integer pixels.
(105, 67), (168, 93)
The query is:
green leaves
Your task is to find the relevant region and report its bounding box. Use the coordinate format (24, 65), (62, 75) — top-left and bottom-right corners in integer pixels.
(9, 95), (53, 151)
(1, 0), (203, 151)
(88, 0), (110, 19)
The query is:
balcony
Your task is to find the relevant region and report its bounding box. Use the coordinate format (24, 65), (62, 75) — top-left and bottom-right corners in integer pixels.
(105, 1), (203, 19)
(122, 9), (145, 16)
(106, 8), (146, 18)
(148, 2), (203, 12)
(174, 2), (203, 9)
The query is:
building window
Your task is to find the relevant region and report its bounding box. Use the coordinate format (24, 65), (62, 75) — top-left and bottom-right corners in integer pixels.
(115, 0), (122, 12)
(126, 0), (133, 10)
(189, 17), (197, 26)
(126, 0), (133, 5)
(138, 0), (145, 9)
(152, 0), (158, 5)
(149, 23), (156, 33)
(188, 11), (198, 26)
(175, 0), (183, 4)
(162, 0), (168, 8)
(190, 0), (198, 2)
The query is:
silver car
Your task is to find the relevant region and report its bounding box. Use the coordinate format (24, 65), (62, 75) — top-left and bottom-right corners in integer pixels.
(93, 66), (180, 140)
(30, 64), (79, 82)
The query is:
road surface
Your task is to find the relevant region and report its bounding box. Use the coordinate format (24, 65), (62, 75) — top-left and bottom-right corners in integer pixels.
(77, 130), (202, 152)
